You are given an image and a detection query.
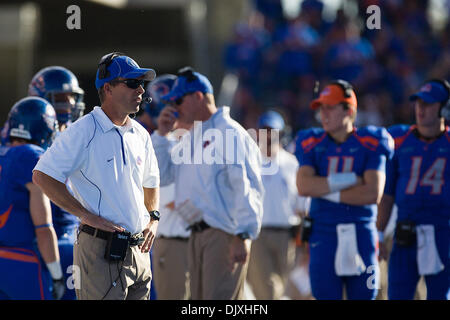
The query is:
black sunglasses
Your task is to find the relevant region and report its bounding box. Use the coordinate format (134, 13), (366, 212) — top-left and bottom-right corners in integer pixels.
(111, 79), (146, 89)
(175, 96), (185, 106)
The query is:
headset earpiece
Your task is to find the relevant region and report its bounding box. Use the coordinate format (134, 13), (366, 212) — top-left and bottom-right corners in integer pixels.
(177, 66), (197, 82)
(428, 79), (450, 118)
(98, 52), (125, 80)
(313, 80), (320, 98)
(331, 79), (353, 98)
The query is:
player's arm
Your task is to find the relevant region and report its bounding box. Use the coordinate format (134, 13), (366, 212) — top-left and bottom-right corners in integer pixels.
(376, 194), (395, 261)
(376, 143), (396, 232)
(296, 195), (311, 218)
(376, 148), (396, 258)
(377, 193), (394, 233)
(32, 170), (124, 233)
(27, 181), (68, 300)
(297, 165), (330, 197)
(27, 182), (60, 266)
(339, 169), (385, 206)
(297, 165), (363, 197)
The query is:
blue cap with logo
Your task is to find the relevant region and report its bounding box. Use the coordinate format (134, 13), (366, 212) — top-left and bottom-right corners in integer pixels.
(161, 67), (213, 102)
(409, 80), (449, 104)
(258, 111), (285, 130)
(95, 54), (156, 89)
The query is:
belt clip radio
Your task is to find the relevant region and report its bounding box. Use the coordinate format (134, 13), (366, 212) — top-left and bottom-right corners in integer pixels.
(105, 231), (131, 261)
(395, 220), (416, 247)
(300, 216), (313, 242)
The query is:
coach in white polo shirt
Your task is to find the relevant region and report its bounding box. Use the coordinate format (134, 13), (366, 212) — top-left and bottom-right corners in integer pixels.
(32, 52), (160, 300)
(154, 67), (264, 300)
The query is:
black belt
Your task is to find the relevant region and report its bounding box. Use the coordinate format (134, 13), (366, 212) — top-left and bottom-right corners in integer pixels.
(263, 226), (292, 232)
(188, 220), (210, 233)
(158, 235), (189, 241)
(80, 224), (145, 246)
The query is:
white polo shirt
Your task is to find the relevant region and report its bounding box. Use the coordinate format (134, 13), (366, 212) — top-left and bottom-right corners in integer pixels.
(155, 183), (191, 238)
(260, 148), (310, 227)
(153, 106), (264, 240)
(34, 106), (160, 234)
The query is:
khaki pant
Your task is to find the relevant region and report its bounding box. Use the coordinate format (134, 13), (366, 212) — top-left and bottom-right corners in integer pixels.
(152, 237), (190, 300)
(189, 228), (248, 300)
(73, 230), (151, 300)
(247, 228), (296, 299)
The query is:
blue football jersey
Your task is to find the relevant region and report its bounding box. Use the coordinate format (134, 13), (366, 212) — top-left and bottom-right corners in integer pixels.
(295, 126), (394, 224)
(0, 144), (44, 247)
(385, 125), (450, 224)
(51, 202), (78, 239)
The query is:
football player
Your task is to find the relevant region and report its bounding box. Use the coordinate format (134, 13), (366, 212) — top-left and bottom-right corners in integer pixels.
(0, 97), (63, 299)
(28, 66), (85, 299)
(295, 80), (394, 300)
(377, 79), (450, 300)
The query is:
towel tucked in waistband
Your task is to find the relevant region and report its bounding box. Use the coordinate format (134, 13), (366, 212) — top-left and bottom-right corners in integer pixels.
(334, 223), (366, 276)
(416, 224), (444, 276)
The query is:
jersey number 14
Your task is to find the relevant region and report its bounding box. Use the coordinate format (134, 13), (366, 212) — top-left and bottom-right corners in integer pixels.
(406, 157), (446, 195)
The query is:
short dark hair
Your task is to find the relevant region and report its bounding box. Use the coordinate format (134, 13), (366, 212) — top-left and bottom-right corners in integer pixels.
(10, 136), (33, 145)
(97, 87), (105, 104)
(97, 82), (118, 104)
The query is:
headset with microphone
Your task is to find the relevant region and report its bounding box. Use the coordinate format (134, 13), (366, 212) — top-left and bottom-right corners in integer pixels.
(134, 94), (153, 118)
(313, 79), (354, 99)
(97, 52), (125, 80)
(429, 79), (450, 119)
(330, 79), (354, 98)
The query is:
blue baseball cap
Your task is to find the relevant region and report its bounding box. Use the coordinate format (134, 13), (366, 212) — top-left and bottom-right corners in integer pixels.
(258, 111), (285, 130)
(95, 54), (156, 89)
(409, 81), (449, 104)
(161, 68), (213, 102)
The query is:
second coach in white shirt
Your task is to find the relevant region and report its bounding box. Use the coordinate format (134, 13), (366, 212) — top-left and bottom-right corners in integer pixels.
(32, 53), (160, 300)
(153, 67), (264, 300)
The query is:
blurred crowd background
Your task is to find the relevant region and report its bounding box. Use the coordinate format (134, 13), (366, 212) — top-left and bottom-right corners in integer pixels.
(224, 0), (450, 137)
(0, 0), (449, 138)
(0, 0), (448, 301)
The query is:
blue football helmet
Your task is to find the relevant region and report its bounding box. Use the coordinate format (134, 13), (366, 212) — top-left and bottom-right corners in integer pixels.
(28, 66), (85, 125)
(6, 97), (58, 149)
(142, 74), (177, 118)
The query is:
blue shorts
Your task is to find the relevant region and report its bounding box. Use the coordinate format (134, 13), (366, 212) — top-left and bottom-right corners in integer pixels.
(0, 247), (52, 300)
(388, 224), (450, 300)
(308, 222), (379, 300)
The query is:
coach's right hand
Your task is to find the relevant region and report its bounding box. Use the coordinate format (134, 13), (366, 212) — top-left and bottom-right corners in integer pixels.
(157, 106), (178, 136)
(80, 211), (125, 233)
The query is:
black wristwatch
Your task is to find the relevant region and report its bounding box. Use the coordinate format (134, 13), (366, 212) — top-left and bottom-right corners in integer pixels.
(149, 210), (160, 221)
(237, 232), (250, 240)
